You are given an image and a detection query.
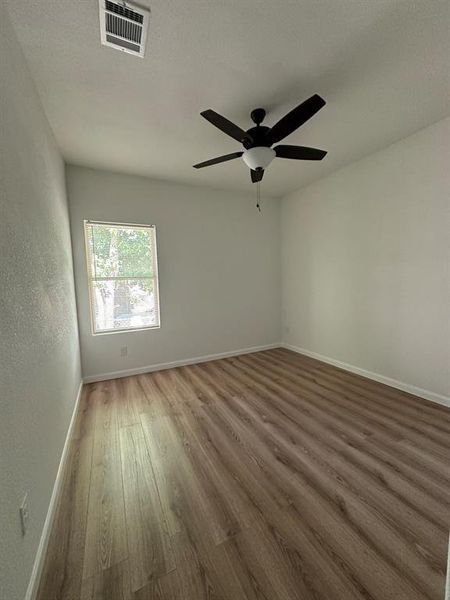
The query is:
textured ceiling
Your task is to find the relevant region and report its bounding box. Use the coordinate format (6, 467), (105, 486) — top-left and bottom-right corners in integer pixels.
(7, 0), (450, 197)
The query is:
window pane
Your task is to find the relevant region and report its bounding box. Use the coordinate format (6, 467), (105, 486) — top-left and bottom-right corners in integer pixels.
(91, 278), (158, 332)
(89, 224), (154, 278)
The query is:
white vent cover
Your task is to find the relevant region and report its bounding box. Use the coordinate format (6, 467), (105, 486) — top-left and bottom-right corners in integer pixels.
(99, 0), (149, 57)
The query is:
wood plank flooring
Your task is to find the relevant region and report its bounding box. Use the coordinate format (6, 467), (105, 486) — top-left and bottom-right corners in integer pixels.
(37, 348), (450, 600)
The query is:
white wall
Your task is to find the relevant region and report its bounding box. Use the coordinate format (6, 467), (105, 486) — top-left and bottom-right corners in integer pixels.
(67, 166), (281, 379)
(282, 118), (450, 400)
(0, 6), (81, 600)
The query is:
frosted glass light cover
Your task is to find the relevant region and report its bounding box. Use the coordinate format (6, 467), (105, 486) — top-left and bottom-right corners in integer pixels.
(242, 147), (276, 170)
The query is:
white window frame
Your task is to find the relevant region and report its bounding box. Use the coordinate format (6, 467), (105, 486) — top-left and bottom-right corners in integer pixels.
(84, 220), (161, 335)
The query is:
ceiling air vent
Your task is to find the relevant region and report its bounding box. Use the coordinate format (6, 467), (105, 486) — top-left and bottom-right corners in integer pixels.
(99, 0), (149, 57)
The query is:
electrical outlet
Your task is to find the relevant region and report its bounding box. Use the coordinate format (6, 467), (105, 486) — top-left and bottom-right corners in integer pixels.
(120, 346), (128, 357)
(20, 494), (29, 536)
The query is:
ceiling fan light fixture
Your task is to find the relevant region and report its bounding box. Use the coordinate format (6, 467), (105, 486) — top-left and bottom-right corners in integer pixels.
(242, 146), (276, 171)
(194, 95), (327, 182)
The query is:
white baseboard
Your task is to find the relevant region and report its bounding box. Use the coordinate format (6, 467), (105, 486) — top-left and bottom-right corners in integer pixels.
(446, 533), (450, 600)
(281, 343), (450, 409)
(83, 343), (281, 383)
(25, 380), (84, 600)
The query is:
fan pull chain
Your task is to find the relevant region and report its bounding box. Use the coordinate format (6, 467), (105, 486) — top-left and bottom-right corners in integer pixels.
(256, 181), (261, 212)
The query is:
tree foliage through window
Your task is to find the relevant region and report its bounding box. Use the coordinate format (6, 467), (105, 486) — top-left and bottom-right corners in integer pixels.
(85, 222), (159, 333)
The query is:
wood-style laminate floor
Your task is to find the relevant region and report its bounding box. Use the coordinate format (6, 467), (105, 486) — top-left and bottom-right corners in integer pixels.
(37, 348), (450, 600)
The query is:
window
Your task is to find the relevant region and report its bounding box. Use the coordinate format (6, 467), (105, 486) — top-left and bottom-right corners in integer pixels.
(84, 221), (160, 334)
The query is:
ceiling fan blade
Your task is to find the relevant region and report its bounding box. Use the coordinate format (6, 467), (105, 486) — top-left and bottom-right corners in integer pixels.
(251, 169), (264, 183)
(200, 110), (253, 144)
(275, 145), (327, 160)
(193, 151), (243, 169)
(268, 94), (326, 144)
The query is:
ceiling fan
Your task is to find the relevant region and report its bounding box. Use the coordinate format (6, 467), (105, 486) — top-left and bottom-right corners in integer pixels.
(193, 94), (327, 183)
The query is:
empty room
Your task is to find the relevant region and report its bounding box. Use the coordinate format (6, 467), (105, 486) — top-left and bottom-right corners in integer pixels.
(1, 1), (449, 599)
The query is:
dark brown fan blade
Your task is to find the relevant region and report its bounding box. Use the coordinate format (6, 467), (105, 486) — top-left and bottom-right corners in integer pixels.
(275, 145), (327, 160)
(200, 110), (253, 144)
(251, 169), (264, 183)
(193, 152), (243, 169)
(268, 94), (326, 144)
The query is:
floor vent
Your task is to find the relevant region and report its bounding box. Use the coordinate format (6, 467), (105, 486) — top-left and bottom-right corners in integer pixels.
(99, 0), (149, 57)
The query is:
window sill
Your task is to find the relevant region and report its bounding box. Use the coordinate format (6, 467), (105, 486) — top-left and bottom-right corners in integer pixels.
(91, 324), (161, 336)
